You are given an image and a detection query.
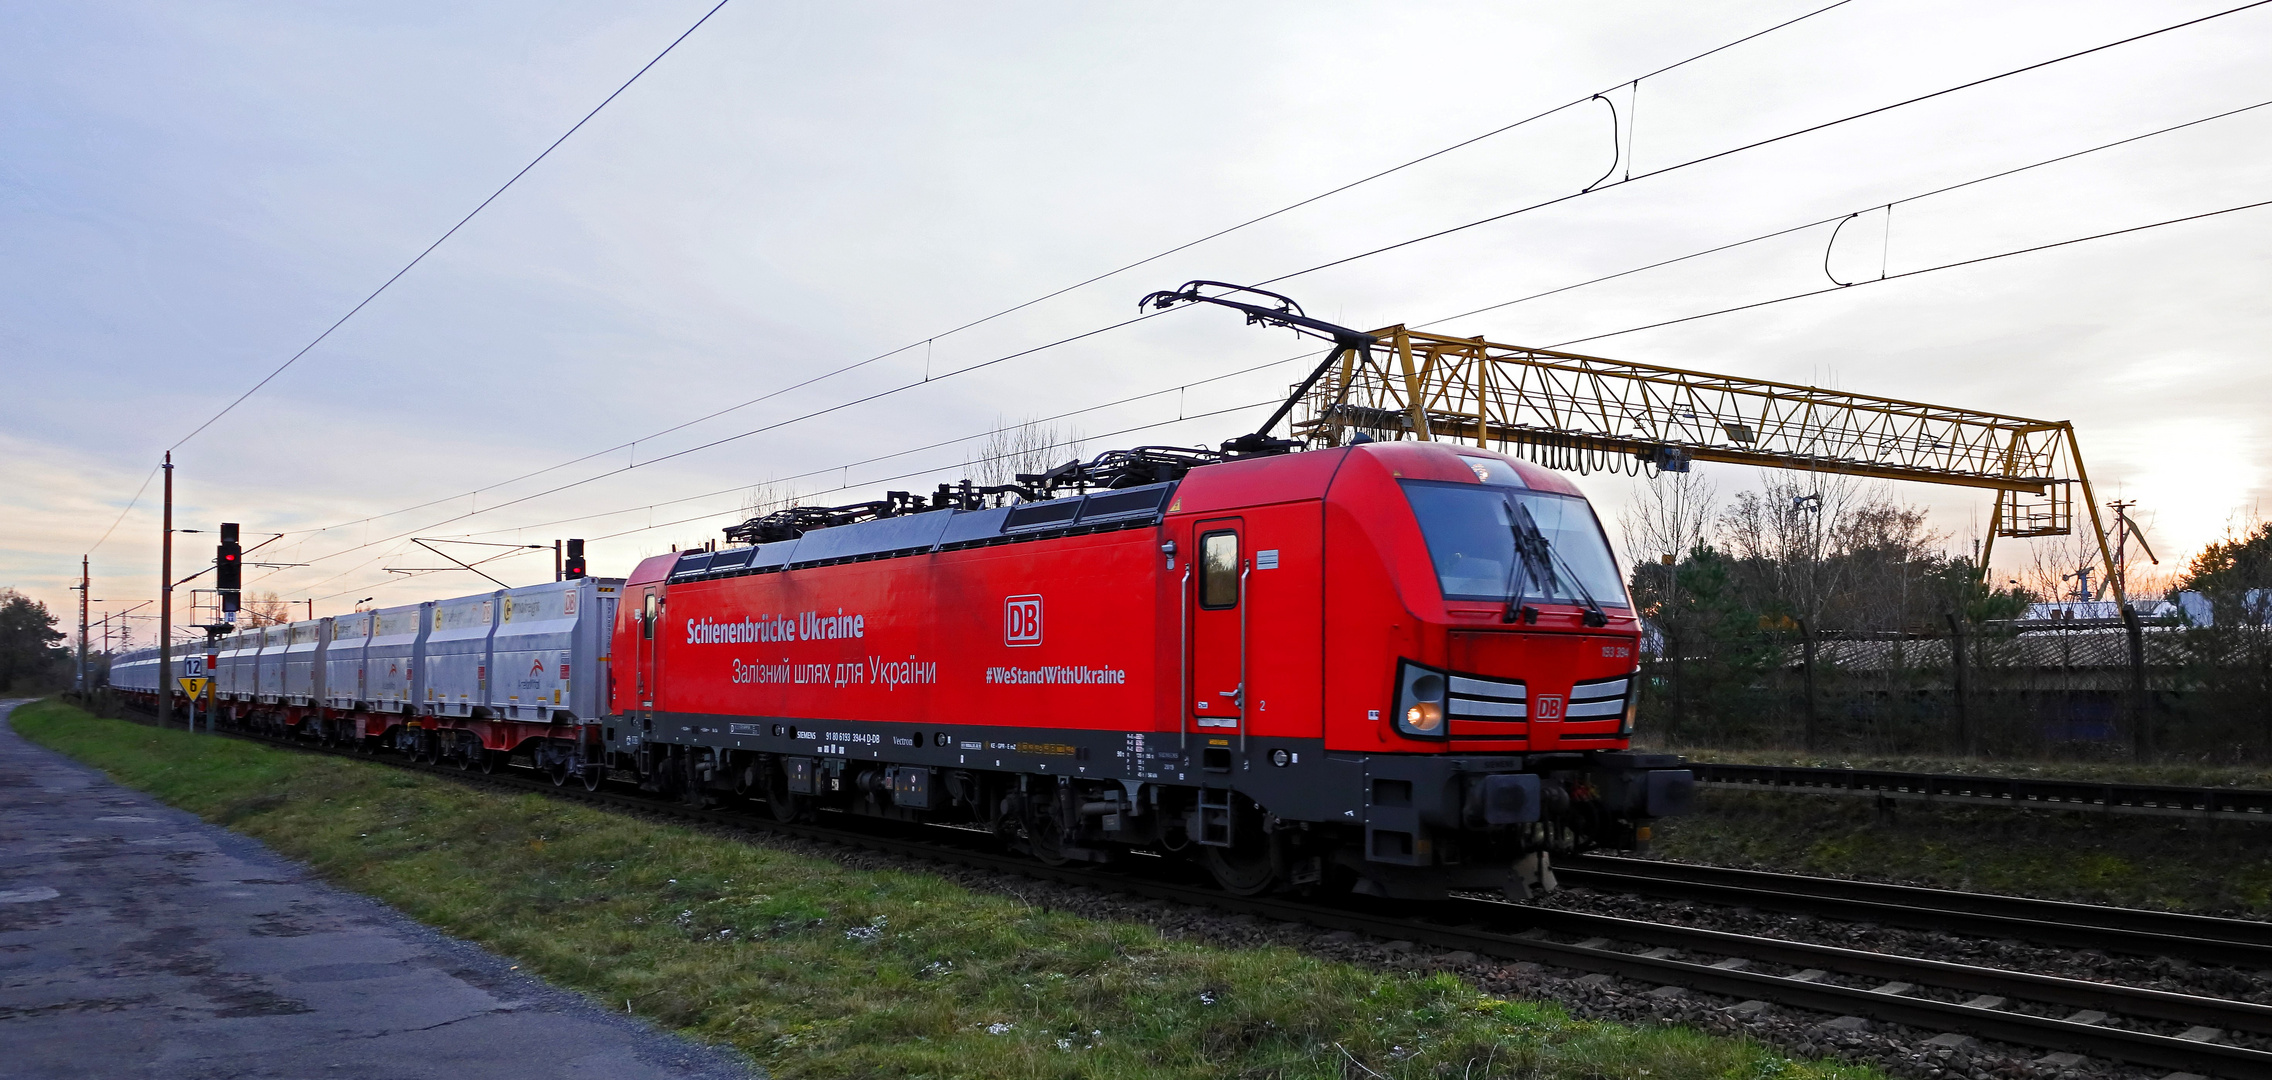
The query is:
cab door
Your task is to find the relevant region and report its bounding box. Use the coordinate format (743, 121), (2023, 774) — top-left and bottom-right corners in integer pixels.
(1188, 519), (1246, 730)
(636, 588), (661, 727)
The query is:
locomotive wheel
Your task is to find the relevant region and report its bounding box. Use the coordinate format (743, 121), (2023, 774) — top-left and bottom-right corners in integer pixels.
(763, 766), (809, 823)
(1199, 843), (1278, 896)
(1199, 795), (1282, 896)
(1024, 811), (1072, 867)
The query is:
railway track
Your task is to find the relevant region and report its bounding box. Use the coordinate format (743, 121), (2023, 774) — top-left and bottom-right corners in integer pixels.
(1691, 762), (2272, 823)
(1556, 855), (2272, 969)
(103, 707), (2272, 1079)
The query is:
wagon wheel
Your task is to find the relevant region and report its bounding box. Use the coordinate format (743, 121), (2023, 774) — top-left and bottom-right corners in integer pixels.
(476, 747), (500, 774)
(549, 755), (572, 787)
(580, 756), (604, 792)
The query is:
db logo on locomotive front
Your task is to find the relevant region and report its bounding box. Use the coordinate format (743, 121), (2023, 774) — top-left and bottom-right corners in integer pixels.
(1004, 595), (1043, 647)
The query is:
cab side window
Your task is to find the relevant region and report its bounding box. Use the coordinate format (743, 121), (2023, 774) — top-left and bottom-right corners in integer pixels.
(641, 592), (657, 640)
(1200, 532), (1240, 609)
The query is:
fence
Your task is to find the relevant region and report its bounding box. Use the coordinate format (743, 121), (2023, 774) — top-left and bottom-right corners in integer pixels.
(1637, 620), (2272, 763)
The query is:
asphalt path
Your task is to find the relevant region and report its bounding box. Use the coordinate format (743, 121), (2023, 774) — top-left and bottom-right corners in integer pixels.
(0, 699), (762, 1080)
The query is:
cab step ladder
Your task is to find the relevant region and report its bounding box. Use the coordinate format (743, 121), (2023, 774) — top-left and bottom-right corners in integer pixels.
(1197, 786), (1235, 847)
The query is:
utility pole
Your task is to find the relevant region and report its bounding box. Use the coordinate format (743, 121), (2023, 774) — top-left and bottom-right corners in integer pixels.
(159, 453), (174, 726)
(2106, 498), (2156, 761)
(77, 556), (90, 694)
(554, 540), (563, 582)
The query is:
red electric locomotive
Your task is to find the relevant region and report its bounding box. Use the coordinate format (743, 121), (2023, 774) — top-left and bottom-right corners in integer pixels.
(598, 285), (1693, 899)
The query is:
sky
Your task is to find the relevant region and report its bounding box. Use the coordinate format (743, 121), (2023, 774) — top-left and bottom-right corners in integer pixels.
(3, 0), (2268, 647)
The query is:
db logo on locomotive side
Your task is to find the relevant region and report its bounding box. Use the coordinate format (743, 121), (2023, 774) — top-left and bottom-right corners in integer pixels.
(1004, 595), (1043, 647)
(1532, 694), (1565, 721)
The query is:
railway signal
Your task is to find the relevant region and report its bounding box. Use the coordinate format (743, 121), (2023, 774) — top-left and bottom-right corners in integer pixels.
(216, 522), (241, 622)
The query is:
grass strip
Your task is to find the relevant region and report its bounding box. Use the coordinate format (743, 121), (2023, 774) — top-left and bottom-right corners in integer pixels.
(15, 698), (1870, 1079)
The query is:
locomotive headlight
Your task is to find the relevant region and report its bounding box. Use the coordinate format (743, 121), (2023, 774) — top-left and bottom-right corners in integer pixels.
(1393, 662), (1450, 739)
(1403, 701), (1444, 733)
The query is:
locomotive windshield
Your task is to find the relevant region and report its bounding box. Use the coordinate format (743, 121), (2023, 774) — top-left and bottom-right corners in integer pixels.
(1401, 481), (1629, 607)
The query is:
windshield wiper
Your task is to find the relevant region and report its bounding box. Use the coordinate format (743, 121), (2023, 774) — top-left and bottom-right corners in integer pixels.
(1500, 498), (1555, 624)
(1500, 497), (1609, 627)
(1548, 543), (1611, 627)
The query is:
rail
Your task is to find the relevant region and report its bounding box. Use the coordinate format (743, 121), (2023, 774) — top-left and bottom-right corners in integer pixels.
(1692, 762), (2272, 821)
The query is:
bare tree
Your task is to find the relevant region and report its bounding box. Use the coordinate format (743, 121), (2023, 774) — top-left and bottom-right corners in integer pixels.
(1622, 468), (1719, 567)
(2019, 527), (2109, 606)
(1623, 469), (1719, 728)
(1721, 471), (1865, 624)
(737, 479), (802, 522)
(968, 417), (1083, 490)
(1830, 497), (1941, 632)
(241, 590), (292, 627)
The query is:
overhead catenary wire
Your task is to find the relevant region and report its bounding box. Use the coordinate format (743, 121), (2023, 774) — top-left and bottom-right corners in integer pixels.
(1417, 94), (2272, 329)
(1249, 0), (2272, 291)
(436, 96), (2272, 542)
(228, 3), (2269, 601)
(85, 0), (736, 553)
(1547, 193), (2272, 350)
(87, 465), (161, 555)
(305, 397), (1280, 602)
(166, 0), (735, 454)
(581, 197), (2272, 537)
(243, 309), (1172, 587)
(462, 350), (1333, 539)
(309, 188), (2272, 603)
(625, 197), (2272, 526)
(243, 1), (1860, 556)
(259, 92), (2272, 598)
